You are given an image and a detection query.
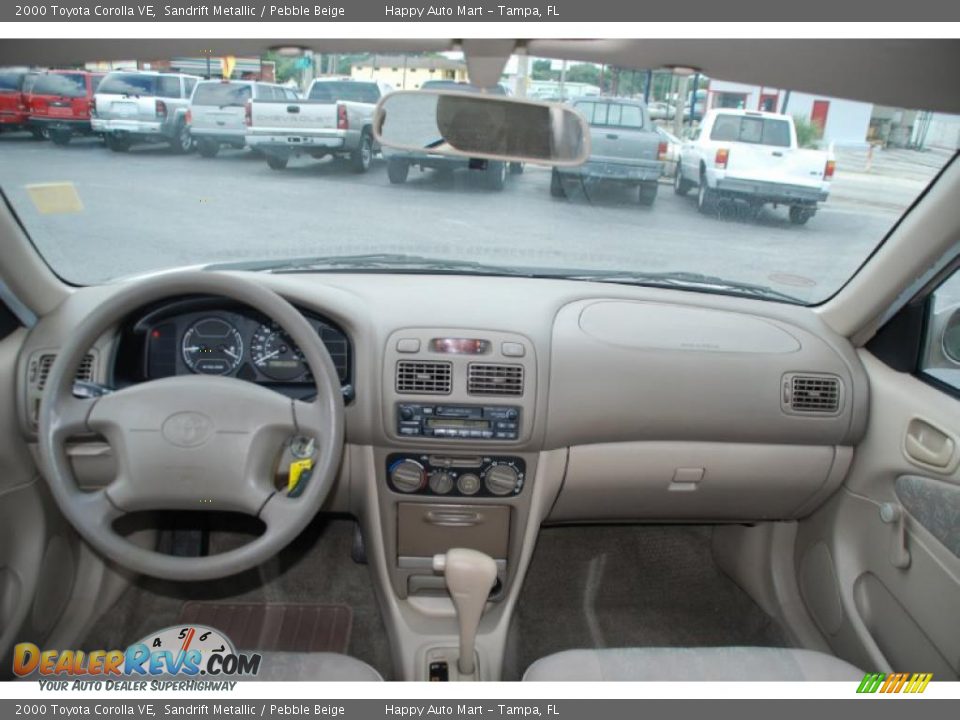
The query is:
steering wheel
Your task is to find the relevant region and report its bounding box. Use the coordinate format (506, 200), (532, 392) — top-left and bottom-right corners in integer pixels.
(37, 272), (345, 581)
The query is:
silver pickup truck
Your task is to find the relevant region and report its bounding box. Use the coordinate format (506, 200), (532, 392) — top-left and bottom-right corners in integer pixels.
(245, 78), (391, 172)
(552, 97), (666, 206)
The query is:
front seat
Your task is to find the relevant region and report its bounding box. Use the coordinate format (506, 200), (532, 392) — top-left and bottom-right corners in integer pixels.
(249, 653), (382, 681)
(523, 647), (862, 681)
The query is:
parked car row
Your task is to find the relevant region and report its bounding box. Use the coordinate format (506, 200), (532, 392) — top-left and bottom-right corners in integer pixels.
(3, 69), (836, 223)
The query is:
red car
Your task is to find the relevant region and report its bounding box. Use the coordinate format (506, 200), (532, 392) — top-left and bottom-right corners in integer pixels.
(0, 68), (43, 138)
(27, 70), (104, 145)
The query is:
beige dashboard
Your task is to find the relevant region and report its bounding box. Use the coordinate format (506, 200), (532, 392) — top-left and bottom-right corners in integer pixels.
(16, 271), (868, 525)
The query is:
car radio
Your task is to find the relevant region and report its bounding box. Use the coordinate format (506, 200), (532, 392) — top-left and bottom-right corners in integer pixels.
(396, 403), (521, 440)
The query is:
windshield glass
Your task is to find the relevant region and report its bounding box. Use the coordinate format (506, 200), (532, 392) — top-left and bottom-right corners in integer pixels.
(192, 81), (252, 107)
(308, 81), (380, 103)
(0, 51), (957, 305)
(0, 71), (26, 91)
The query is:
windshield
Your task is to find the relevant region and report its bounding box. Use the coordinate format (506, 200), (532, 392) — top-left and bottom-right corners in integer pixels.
(192, 81), (252, 107)
(32, 73), (86, 98)
(308, 81), (380, 103)
(0, 71), (26, 91)
(0, 51), (957, 305)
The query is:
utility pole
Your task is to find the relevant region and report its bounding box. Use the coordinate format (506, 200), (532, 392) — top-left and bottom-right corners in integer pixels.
(673, 72), (689, 137)
(559, 59), (567, 101)
(689, 72), (700, 124)
(644, 69), (652, 103)
(516, 53), (529, 98)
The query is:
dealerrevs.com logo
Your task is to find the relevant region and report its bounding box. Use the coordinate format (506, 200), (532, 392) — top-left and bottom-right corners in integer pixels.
(857, 672), (933, 694)
(13, 625), (261, 688)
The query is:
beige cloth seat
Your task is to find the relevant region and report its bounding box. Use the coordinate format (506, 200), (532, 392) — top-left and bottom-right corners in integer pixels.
(523, 646), (862, 681)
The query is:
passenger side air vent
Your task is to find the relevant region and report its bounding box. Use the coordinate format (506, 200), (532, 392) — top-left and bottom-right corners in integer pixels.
(782, 373), (842, 415)
(36, 352), (95, 391)
(396, 360), (452, 394)
(467, 363), (524, 396)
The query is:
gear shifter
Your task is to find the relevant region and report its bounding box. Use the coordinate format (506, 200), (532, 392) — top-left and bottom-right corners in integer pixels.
(432, 548), (498, 676)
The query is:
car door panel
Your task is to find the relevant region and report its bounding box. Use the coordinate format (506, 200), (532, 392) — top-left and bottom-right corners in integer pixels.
(795, 351), (960, 678)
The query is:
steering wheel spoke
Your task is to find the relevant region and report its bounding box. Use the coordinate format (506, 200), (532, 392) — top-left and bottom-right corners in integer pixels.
(49, 395), (99, 441)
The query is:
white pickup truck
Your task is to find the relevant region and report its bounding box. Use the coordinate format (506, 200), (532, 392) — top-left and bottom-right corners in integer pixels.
(675, 109), (835, 225)
(245, 78), (392, 172)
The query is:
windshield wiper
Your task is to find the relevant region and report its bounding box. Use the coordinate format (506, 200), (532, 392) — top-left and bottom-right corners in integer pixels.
(204, 253), (540, 277)
(560, 270), (803, 303)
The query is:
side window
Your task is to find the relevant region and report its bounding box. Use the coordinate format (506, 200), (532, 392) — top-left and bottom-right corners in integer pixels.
(157, 76), (181, 99)
(920, 269), (960, 393)
(184, 78), (197, 97)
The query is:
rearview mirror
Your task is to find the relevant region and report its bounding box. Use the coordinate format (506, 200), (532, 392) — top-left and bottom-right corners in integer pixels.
(373, 90), (590, 166)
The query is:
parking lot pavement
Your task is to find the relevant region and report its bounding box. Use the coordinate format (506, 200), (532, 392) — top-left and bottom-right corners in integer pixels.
(0, 133), (933, 303)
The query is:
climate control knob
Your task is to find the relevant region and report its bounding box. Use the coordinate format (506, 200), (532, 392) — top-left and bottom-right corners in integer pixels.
(390, 459), (426, 493)
(457, 473), (481, 496)
(428, 470), (454, 495)
(484, 464), (519, 496)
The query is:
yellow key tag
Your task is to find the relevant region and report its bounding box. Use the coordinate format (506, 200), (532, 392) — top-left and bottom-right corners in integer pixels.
(287, 458), (314, 494)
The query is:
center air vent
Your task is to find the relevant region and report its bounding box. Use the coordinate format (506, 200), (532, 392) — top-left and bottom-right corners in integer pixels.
(468, 363), (524, 396)
(783, 374), (842, 415)
(396, 360), (452, 394)
(35, 353), (95, 390)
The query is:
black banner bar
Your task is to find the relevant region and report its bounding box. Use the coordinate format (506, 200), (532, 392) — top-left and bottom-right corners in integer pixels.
(2, 0), (960, 22)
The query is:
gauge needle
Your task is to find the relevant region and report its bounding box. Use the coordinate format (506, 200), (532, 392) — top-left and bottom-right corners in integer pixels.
(223, 347), (240, 360)
(258, 349), (280, 363)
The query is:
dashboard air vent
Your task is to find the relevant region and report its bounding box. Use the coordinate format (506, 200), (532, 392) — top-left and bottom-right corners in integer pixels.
(468, 363), (524, 396)
(396, 360), (452, 394)
(36, 353), (95, 390)
(784, 374), (841, 414)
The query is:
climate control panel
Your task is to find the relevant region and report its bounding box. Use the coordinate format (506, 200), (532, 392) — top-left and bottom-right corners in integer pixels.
(386, 453), (525, 498)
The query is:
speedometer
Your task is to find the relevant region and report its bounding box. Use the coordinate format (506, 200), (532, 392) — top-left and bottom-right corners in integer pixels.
(250, 322), (308, 381)
(182, 318), (243, 375)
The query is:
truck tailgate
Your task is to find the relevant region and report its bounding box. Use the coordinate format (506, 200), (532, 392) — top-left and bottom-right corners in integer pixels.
(249, 101), (338, 134)
(724, 144), (826, 189)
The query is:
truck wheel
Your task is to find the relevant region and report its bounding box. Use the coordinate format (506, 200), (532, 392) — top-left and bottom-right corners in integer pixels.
(550, 168), (567, 198)
(266, 153), (289, 171)
(387, 158), (409, 184)
(30, 127), (48, 141)
(350, 133), (373, 173)
(484, 161), (507, 190)
(638, 182), (658, 206)
(49, 129), (71, 146)
(697, 180), (718, 215)
(169, 122), (193, 154)
(674, 166), (694, 196)
(197, 139), (220, 158)
(789, 206), (815, 225)
(106, 134), (131, 153)
(509, 162), (524, 175)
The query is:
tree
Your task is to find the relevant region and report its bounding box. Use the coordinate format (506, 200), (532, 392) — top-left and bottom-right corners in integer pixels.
(565, 63), (600, 87)
(531, 59), (556, 81)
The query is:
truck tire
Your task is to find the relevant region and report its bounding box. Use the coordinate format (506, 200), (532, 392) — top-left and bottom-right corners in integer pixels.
(106, 134), (131, 152)
(509, 162), (524, 175)
(697, 178), (718, 215)
(169, 121), (193, 154)
(550, 168), (566, 198)
(674, 165), (694, 196)
(484, 161), (507, 190)
(266, 153), (289, 170)
(387, 158), (409, 184)
(789, 206), (815, 225)
(197, 139), (220, 158)
(49, 129), (71, 146)
(638, 182), (658, 206)
(30, 127), (48, 140)
(350, 132), (373, 173)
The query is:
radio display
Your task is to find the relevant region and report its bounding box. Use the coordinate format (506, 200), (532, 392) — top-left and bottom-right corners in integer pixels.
(430, 338), (490, 354)
(426, 418), (489, 429)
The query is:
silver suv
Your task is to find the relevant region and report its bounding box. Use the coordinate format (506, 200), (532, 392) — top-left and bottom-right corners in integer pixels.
(188, 79), (298, 158)
(93, 71), (199, 153)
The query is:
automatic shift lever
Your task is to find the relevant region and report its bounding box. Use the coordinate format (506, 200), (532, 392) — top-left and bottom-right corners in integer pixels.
(433, 548), (497, 676)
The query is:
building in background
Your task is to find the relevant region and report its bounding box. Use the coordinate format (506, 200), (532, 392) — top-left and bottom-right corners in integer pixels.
(350, 55), (466, 90)
(705, 79), (872, 147)
(84, 57), (276, 82)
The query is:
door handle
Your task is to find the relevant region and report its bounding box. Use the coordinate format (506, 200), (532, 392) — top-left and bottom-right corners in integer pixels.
(605, 133), (618, 140)
(772, 151), (784, 157)
(904, 418), (955, 468)
(286, 105), (300, 113)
